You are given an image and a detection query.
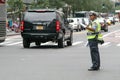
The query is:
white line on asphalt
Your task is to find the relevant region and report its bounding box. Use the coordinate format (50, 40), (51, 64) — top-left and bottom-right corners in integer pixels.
(103, 29), (120, 37)
(0, 40), (114, 47)
(84, 41), (88, 47)
(0, 41), (13, 45)
(101, 42), (111, 46)
(40, 41), (84, 46)
(6, 35), (21, 40)
(73, 41), (83, 46)
(7, 41), (22, 46)
(117, 43), (120, 46)
(41, 42), (56, 45)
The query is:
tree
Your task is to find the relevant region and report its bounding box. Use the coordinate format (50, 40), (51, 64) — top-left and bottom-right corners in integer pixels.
(7, 0), (115, 20)
(62, 0), (114, 12)
(31, 0), (50, 9)
(7, 0), (24, 21)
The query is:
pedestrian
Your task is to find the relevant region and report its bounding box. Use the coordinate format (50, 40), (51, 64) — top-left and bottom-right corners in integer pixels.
(13, 21), (19, 33)
(8, 19), (13, 31)
(83, 11), (104, 71)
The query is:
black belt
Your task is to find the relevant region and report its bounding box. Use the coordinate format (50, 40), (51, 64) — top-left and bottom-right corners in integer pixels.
(87, 32), (100, 35)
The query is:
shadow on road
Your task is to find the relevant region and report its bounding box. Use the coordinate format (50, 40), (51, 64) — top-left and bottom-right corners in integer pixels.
(21, 45), (70, 49)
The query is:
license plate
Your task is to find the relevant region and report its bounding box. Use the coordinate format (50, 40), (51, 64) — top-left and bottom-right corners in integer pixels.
(36, 26), (43, 30)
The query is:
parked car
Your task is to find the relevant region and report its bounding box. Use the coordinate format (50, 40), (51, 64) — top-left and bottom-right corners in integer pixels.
(21, 9), (73, 48)
(114, 17), (119, 22)
(67, 18), (81, 32)
(108, 17), (115, 25)
(97, 17), (108, 32)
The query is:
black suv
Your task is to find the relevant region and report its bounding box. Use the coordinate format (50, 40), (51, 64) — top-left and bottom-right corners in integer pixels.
(21, 9), (73, 48)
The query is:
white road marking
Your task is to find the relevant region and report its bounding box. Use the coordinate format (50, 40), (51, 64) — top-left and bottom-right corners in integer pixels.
(1, 36), (120, 48)
(73, 41), (83, 46)
(6, 35), (21, 40)
(103, 30), (120, 37)
(7, 41), (22, 46)
(0, 41), (13, 45)
(41, 42), (56, 45)
(101, 42), (111, 46)
(1, 41), (120, 48)
(84, 41), (88, 47)
(117, 43), (120, 46)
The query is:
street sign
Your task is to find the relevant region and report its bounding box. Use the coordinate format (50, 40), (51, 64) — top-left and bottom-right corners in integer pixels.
(0, 0), (5, 4)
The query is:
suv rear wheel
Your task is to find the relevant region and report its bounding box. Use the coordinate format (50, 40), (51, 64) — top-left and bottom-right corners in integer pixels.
(23, 38), (30, 48)
(67, 34), (73, 46)
(58, 36), (65, 48)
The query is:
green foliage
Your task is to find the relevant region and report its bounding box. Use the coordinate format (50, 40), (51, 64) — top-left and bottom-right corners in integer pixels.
(30, 0), (65, 9)
(63, 0), (114, 12)
(31, 0), (50, 9)
(7, 0), (24, 12)
(115, 6), (120, 10)
(7, 0), (25, 21)
(7, 0), (115, 13)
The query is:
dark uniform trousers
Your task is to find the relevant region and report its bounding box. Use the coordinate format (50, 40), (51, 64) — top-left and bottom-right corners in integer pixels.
(88, 39), (100, 68)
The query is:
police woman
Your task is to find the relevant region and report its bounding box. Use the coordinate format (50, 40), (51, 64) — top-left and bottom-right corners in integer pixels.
(85, 11), (103, 71)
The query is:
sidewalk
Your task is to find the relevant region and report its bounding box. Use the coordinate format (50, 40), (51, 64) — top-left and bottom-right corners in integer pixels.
(6, 30), (20, 36)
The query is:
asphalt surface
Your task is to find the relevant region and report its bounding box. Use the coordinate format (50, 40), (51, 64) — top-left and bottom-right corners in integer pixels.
(1, 22), (120, 80)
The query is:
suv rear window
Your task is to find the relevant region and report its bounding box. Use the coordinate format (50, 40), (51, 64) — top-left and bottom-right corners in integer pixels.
(24, 12), (56, 22)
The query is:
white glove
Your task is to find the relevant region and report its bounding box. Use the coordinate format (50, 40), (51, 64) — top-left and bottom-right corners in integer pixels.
(80, 23), (87, 28)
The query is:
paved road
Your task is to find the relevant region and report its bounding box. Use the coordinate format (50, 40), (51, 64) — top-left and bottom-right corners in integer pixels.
(0, 23), (120, 80)
(6, 30), (20, 36)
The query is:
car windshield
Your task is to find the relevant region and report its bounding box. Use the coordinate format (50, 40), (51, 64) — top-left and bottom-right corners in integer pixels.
(24, 12), (56, 22)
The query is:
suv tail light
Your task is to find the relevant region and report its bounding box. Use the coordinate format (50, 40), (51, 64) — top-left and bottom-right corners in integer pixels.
(56, 20), (60, 32)
(20, 21), (24, 31)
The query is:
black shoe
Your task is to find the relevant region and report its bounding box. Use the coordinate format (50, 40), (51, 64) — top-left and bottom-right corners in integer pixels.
(88, 67), (100, 71)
